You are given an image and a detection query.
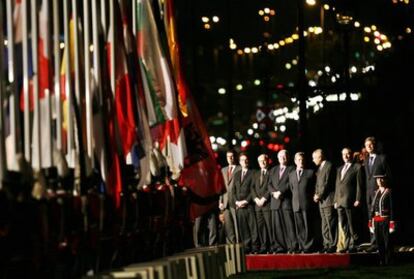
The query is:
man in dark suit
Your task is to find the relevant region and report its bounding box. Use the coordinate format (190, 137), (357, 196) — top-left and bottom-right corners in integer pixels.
(312, 149), (337, 253)
(364, 137), (392, 249)
(232, 153), (259, 253)
(334, 147), (363, 253)
(219, 150), (241, 243)
(290, 152), (315, 253)
(268, 150), (296, 253)
(251, 154), (272, 253)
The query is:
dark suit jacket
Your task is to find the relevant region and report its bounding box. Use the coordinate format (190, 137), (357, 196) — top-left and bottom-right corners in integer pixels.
(268, 165), (294, 210)
(232, 169), (255, 207)
(289, 169), (315, 212)
(334, 163), (363, 208)
(251, 169), (271, 211)
(220, 165), (241, 209)
(365, 154), (391, 197)
(314, 161), (336, 208)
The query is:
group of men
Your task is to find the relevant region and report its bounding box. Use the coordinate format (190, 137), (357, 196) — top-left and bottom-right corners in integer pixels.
(217, 136), (392, 254)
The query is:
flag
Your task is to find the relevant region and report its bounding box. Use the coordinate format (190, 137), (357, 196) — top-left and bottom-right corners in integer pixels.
(136, 0), (186, 179)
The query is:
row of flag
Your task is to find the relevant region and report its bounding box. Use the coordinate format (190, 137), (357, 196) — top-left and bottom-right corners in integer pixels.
(0, 0), (224, 219)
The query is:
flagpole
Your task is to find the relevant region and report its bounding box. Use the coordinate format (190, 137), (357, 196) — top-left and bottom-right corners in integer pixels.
(0, 2), (7, 183)
(52, 0), (62, 152)
(109, 0), (115, 95)
(41, 0), (53, 167)
(31, 0), (41, 170)
(101, 0), (107, 36)
(22, 0), (31, 162)
(6, 0), (22, 167)
(72, 0), (81, 106)
(84, 0), (94, 164)
(63, 0), (74, 168)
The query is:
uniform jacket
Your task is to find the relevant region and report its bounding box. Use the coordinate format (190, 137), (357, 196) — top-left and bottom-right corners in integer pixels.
(370, 188), (393, 219)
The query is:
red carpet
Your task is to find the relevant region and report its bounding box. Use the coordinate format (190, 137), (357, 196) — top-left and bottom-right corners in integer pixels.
(246, 253), (351, 270)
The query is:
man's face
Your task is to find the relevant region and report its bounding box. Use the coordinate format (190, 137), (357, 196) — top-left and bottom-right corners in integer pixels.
(295, 155), (304, 169)
(240, 155), (249, 169)
(258, 155), (268, 169)
(278, 151), (288, 165)
(312, 152), (322, 166)
(376, 177), (385, 188)
(226, 152), (235, 165)
(365, 140), (375, 154)
(342, 149), (352, 163)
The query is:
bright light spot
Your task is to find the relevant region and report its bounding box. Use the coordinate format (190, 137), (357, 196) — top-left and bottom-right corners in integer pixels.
(241, 140), (249, 147)
(89, 45), (94, 52)
(201, 17), (209, 23)
(377, 45), (383, 51)
(247, 129), (254, 136)
(210, 136), (216, 143)
(264, 7), (270, 14)
(292, 59), (298, 65)
(406, 27), (412, 34)
(216, 137), (227, 145)
(380, 34), (387, 40)
(285, 63), (292, 70)
(374, 31), (380, 37)
(230, 44), (237, 50)
(350, 93), (361, 101)
(237, 49), (243, 55)
(285, 37), (294, 44)
(374, 38), (381, 44)
(254, 79), (261, 86)
(331, 76), (336, 83)
(236, 84), (243, 91)
(274, 126), (278, 131)
(350, 66), (357, 73)
(292, 34), (299, 40)
(270, 10), (276, 16)
(306, 0), (316, 6)
(252, 47), (259, 53)
(60, 42), (65, 49)
(308, 27), (315, 33)
(253, 123), (259, 129)
(204, 23), (211, 30)
(280, 125), (286, 132)
(254, 133), (260, 139)
(317, 70), (323, 76)
(324, 66), (331, 73)
(323, 4), (330, 10)
(308, 80), (317, 87)
(212, 143), (218, 151)
(4, 40), (8, 46)
(354, 21), (360, 28)
(268, 44), (274, 50)
(303, 31), (308, 37)
(404, 0), (410, 4)
(383, 42), (392, 48)
(339, 93), (347, 101)
(364, 27), (371, 33)
(244, 47), (251, 53)
(314, 27), (323, 34)
(264, 16), (270, 22)
(279, 40), (285, 46)
(212, 16), (219, 23)
(232, 139), (237, 145)
(364, 36), (370, 43)
(273, 43), (280, 49)
(326, 94), (338, 102)
(371, 25), (377, 31)
(218, 88), (226, 95)
(258, 10), (264, 16)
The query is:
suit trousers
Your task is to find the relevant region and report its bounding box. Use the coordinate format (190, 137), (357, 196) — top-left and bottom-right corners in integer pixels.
(319, 205), (337, 249)
(223, 208), (239, 243)
(193, 211), (218, 247)
(271, 209), (286, 251)
(337, 207), (358, 250)
(236, 207), (259, 252)
(255, 209), (272, 251)
(294, 210), (314, 252)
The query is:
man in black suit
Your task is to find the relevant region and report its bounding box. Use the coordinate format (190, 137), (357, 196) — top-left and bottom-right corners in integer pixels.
(290, 152), (315, 253)
(364, 137), (392, 249)
(219, 150), (241, 243)
(251, 154), (272, 253)
(312, 149), (337, 253)
(268, 149), (296, 253)
(232, 154), (259, 253)
(334, 147), (363, 252)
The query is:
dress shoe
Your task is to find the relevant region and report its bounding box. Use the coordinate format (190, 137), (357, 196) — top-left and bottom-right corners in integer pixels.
(347, 247), (357, 253)
(326, 247), (336, 253)
(366, 246), (379, 253)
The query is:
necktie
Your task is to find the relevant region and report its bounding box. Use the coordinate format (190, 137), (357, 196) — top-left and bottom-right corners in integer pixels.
(368, 156), (375, 171)
(297, 169), (302, 181)
(227, 166), (233, 179)
(279, 167), (285, 178)
(260, 170), (265, 184)
(341, 163), (350, 180)
(241, 170), (246, 182)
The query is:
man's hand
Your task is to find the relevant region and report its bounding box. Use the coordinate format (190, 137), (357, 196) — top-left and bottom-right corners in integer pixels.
(219, 202), (225, 211)
(353, 201), (360, 207)
(313, 194), (320, 203)
(334, 202), (338, 209)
